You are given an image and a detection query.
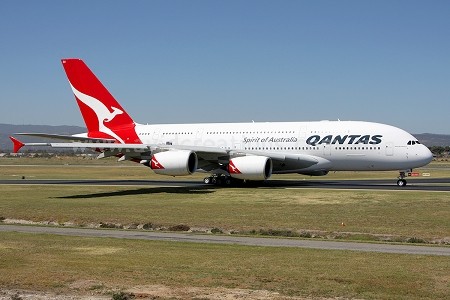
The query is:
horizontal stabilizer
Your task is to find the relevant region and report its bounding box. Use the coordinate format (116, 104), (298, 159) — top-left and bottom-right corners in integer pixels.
(9, 136), (25, 153)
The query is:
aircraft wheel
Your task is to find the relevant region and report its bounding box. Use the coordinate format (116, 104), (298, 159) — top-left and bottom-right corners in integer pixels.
(397, 179), (407, 187)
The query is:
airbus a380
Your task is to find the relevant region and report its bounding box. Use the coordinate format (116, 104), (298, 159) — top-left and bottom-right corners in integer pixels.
(10, 59), (433, 186)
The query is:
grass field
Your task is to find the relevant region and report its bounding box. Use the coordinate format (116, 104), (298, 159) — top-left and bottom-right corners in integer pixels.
(1, 231), (449, 299)
(1, 157), (449, 299)
(0, 185), (449, 242)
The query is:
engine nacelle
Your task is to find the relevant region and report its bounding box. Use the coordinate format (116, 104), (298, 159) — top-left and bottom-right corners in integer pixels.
(228, 156), (272, 181)
(151, 150), (198, 176)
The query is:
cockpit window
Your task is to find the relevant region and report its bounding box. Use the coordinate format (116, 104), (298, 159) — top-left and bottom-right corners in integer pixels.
(407, 140), (421, 145)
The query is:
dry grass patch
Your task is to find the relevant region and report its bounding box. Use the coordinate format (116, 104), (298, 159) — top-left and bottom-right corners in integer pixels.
(72, 247), (123, 255)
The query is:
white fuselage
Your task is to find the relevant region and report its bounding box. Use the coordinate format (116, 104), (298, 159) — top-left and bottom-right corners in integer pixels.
(134, 120), (432, 174)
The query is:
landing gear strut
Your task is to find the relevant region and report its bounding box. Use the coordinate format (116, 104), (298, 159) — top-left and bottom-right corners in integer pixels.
(397, 171), (407, 187)
(203, 174), (242, 186)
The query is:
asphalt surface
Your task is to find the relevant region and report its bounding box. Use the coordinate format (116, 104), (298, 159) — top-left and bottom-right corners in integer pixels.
(1, 224), (449, 256)
(1, 177), (450, 191)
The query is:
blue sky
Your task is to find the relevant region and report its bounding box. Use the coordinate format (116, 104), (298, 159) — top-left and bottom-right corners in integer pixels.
(1, 1), (449, 133)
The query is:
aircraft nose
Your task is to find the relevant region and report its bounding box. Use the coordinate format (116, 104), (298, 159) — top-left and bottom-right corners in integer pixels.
(416, 145), (433, 166)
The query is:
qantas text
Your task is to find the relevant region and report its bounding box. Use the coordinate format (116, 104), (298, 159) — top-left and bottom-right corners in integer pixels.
(306, 134), (383, 146)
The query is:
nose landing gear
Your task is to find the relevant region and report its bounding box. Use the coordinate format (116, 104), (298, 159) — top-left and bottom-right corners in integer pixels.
(397, 171), (408, 187)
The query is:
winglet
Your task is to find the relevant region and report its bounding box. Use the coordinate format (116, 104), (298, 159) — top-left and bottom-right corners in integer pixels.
(9, 136), (25, 153)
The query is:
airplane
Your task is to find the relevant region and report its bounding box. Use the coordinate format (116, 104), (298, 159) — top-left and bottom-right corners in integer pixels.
(10, 58), (433, 187)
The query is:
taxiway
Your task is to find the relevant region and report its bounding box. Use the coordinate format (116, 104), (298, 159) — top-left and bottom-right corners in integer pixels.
(1, 224), (449, 256)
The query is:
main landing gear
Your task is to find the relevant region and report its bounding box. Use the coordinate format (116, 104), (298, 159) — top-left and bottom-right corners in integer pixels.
(397, 171), (407, 187)
(203, 174), (243, 186)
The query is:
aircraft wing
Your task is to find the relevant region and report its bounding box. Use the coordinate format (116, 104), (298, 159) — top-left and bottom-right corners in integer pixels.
(9, 137), (146, 152)
(156, 145), (318, 165)
(15, 133), (116, 143)
(9, 136), (228, 162)
(10, 136), (319, 171)
(155, 146), (319, 171)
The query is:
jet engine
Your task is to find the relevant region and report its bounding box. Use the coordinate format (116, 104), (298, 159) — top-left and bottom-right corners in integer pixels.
(150, 150), (198, 176)
(228, 156), (272, 180)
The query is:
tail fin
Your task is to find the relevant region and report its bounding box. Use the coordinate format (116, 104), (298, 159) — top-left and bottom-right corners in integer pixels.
(61, 59), (141, 144)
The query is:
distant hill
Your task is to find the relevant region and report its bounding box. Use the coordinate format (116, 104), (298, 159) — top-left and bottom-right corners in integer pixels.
(0, 124), (85, 152)
(414, 133), (450, 147)
(0, 123), (449, 152)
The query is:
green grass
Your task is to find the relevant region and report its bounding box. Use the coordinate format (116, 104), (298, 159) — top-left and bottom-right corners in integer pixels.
(0, 160), (168, 180)
(1, 157), (449, 299)
(0, 232), (449, 299)
(0, 185), (449, 240)
(1, 158), (449, 241)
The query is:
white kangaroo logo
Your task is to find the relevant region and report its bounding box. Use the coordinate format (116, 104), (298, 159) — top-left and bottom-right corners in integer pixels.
(70, 83), (125, 143)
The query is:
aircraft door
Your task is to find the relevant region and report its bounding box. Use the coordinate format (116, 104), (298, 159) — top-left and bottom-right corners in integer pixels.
(152, 128), (160, 143)
(298, 125), (307, 148)
(195, 128), (204, 146)
(405, 143), (410, 160)
(323, 144), (331, 156)
(298, 126), (307, 139)
(386, 142), (394, 156)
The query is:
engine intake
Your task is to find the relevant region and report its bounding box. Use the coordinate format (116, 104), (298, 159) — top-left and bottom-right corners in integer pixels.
(228, 156), (272, 181)
(151, 150), (198, 176)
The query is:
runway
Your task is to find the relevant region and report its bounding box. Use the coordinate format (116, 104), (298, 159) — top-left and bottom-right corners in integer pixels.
(1, 224), (449, 256)
(1, 177), (450, 191)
